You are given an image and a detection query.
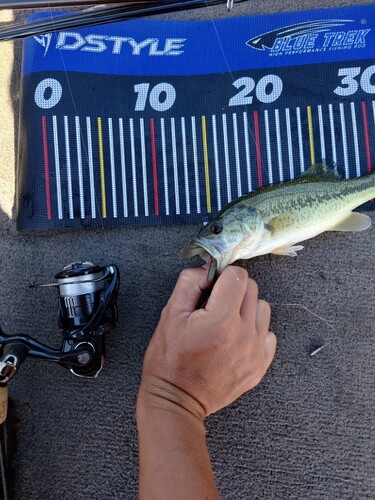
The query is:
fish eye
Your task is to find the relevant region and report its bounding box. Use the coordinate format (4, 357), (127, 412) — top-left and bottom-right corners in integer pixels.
(210, 222), (223, 235)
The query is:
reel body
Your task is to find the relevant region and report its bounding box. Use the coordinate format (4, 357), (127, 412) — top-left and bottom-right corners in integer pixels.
(0, 262), (120, 382)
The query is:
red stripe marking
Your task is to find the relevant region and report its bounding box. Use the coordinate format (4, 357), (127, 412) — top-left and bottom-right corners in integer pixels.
(150, 118), (159, 216)
(42, 116), (52, 220)
(253, 111), (263, 188)
(361, 101), (372, 173)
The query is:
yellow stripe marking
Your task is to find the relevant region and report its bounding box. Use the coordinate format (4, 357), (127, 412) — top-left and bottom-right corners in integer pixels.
(97, 117), (107, 218)
(201, 115), (211, 213)
(307, 106), (315, 166)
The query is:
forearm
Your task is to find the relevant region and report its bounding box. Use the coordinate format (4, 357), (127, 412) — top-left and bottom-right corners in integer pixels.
(136, 266), (276, 498)
(137, 382), (220, 500)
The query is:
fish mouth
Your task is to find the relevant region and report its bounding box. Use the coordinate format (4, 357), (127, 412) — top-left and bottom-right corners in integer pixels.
(180, 239), (222, 282)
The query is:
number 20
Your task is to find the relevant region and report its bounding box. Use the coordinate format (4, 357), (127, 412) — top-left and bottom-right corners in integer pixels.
(229, 75), (283, 106)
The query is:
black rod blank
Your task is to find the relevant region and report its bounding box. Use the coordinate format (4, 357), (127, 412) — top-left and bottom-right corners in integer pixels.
(0, 0), (165, 10)
(0, 0), (246, 41)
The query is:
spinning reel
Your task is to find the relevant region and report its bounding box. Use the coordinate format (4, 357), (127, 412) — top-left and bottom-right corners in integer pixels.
(0, 262), (120, 382)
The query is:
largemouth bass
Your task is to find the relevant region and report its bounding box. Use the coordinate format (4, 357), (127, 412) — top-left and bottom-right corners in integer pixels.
(181, 166), (375, 281)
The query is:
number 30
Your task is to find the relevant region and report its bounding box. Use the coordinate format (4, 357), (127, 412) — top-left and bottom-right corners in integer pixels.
(334, 65), (375, 96)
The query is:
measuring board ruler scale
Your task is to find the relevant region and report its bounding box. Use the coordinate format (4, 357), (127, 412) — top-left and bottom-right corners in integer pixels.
(17, 5), (375, 230)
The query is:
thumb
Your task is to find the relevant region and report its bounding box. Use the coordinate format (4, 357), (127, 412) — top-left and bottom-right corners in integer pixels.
(167, 267), (211, 315)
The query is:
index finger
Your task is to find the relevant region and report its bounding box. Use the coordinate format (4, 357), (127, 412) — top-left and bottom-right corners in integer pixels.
(205, 266), (248, 319)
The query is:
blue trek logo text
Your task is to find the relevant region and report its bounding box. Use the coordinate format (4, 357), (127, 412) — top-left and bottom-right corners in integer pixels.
(246, 19), (370, 56)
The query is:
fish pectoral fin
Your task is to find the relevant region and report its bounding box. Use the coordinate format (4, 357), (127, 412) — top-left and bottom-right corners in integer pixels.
(328, 212), (372, 232)
(271, 244), (304, 257)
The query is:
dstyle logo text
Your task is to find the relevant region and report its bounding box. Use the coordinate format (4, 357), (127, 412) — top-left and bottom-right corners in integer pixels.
(34, 32), (186, 56)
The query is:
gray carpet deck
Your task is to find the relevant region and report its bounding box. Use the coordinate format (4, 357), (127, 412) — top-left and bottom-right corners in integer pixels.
(0, 1), (374, 498)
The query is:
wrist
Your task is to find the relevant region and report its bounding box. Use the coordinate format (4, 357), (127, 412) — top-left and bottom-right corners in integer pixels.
(137, 376), (220, 500)
(137, 375), (206, 424)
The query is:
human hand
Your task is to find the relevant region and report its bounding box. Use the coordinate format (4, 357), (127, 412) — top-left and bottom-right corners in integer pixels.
(137, 266), (276, 420)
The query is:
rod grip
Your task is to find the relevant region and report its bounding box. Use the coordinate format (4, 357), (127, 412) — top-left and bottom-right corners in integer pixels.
(0, 386), (8, 425)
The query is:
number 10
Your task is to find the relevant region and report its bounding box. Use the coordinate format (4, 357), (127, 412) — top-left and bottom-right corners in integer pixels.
(134, 83), (176, 111)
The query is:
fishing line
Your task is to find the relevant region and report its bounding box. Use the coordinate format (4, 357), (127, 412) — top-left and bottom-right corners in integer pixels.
(205, 0), (269, 197)
(64, 48), (105, 229)
(45, 0), (240, 229)
(269, 302), (338, 356)
(29, 2), (107, 229)
(57, 45), (106, 231)
(225, 265), (337, 357)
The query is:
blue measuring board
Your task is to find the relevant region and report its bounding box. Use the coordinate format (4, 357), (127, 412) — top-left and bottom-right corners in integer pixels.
(17, 4), (375, 230)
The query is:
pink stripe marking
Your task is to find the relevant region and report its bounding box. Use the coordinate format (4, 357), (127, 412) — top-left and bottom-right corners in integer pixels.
(42, 116), (52, 220)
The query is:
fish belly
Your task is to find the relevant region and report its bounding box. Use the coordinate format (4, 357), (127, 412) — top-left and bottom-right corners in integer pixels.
(253, 212), (348, 258)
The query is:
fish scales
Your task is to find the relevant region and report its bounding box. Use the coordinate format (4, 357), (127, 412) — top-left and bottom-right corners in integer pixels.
(254, 177), (374, 224)
(181, 166), (375, 280)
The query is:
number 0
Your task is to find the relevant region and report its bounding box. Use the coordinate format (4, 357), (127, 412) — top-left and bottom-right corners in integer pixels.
(34, 78), (63, 109)
(360, 65), (375, 94)
(256, 75), (283, 103)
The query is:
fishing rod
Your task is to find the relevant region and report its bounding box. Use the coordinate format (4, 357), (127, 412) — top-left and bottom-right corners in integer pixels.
(0, 0), (164, 9)
(0, 0), (235, 8)
(0, 0), (244, 41)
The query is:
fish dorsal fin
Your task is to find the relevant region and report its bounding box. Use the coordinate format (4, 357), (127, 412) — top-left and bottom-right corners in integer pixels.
(328, 212), (372, 232)
(299, 164), (341, 181)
